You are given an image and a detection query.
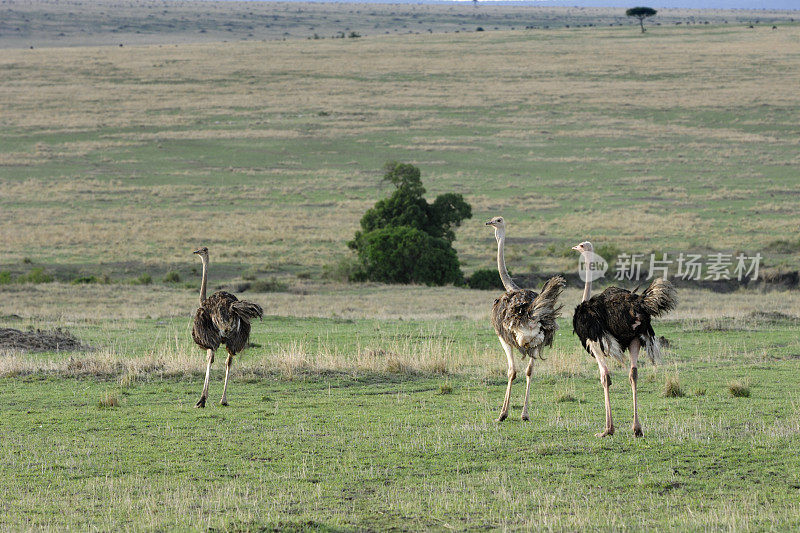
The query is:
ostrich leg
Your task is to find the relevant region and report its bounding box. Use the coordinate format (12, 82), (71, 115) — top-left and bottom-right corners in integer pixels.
(220, 353), (234, 406)
(629, 338), (642, 437)
(497, 338), (517, 422)
(520, 349), (538, 421)
(590, 342), (614, 437)
(196, 349), (214, 408)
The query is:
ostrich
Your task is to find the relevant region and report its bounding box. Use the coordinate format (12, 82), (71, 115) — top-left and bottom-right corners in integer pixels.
(191, 247), (263, 408)
(486, 217), (566, 422)
(572, 241), (677, 437)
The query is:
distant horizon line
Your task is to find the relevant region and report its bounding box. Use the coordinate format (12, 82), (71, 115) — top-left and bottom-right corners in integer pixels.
(216, 0), (800, 11)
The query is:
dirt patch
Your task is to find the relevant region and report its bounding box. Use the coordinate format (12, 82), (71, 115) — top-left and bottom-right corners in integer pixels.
(0, 328), (89, 353)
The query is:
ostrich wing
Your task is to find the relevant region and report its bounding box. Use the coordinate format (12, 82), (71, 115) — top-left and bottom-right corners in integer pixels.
(192, 307), (221, 351)
(204, 291), (242, 338)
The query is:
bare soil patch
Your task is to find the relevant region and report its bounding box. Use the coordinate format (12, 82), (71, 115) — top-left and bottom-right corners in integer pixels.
(0, 327), (88, 352)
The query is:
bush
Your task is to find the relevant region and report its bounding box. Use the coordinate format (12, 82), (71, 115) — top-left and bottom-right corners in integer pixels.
(130, 273), (152, 285)
(351, 226), (463, 285)
(17, 268), (53, 284)
(348, 162), (471, 285)
(466, 268), (505, 290)
(250, 277), (287, 292)
(595, 243), (622, 267)
(0, 271), (12, 285)
(163, 271), (181, 283)
(71, 275), (98, 285)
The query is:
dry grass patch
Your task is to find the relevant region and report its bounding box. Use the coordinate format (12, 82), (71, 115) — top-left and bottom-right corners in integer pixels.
(663, 375), (685, 398)
(728, 380), (751, 398)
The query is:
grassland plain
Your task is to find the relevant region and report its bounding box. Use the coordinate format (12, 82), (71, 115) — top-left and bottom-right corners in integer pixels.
(2, 10), (800, 531)
(2, 24), (799, 279)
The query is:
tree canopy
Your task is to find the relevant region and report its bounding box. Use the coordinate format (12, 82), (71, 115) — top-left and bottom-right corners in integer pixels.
(626, 7), (657, 33)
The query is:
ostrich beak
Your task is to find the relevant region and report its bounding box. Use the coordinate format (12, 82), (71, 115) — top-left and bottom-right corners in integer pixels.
(571, 245), (582, 251)
(485, 220), (493, 226)
(193, 249), (201, 254)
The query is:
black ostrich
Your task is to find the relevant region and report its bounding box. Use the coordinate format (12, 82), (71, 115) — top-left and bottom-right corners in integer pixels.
(486, 217), (566, 422)
(572, 241), (676, 437)
(191, 247), (263, 408)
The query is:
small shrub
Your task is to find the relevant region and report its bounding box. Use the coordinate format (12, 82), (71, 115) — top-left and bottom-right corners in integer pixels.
(296, 272), (311, 280)
(22, 257), (32, 264)
(438, 383), (453, 395)
(163, 271), (181, 283)
(466, 268), (505, 290)
(98, 392), (119, 408)
(595, 243), (622, 267)
(556, 392), (577, 403)
(17, 268), (54, 284)
(663, 376), (685, 398)
(71, 275), (98, 285)
(0, 271), (12, 285)
(250, 277), (287, 292)
(729, 381), (750, 398)
(130, 273), (152, 285)
(348, 31), (361, 38)
(694, 387), (707, 397)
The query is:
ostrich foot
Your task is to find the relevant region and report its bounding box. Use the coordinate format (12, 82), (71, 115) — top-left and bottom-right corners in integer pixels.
(633, 424), (643, 437)
(496, 412), (508, 423)
(595, 425), (615, 438)
(195, 397), (206, 408)
(521, 413), (530, 421)
(220, 399), (229, 406)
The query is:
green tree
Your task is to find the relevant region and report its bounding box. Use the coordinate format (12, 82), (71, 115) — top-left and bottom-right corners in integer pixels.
(348, 162), (472, 285)
(351, 226), (463, 285)
(626, 7), (657, 33)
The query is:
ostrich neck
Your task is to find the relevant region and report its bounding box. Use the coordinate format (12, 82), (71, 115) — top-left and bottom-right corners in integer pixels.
(496, 233), (520, 292)
(200, 258), (208, 304)
(582, 253), (592, 302)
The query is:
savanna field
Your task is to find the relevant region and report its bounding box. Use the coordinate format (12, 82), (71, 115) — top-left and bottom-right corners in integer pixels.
(1, 1), (800, 530)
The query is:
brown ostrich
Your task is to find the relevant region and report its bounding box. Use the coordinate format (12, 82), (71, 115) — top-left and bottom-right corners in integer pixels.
(191, 247), (263, 408)
(485, 217), (566, 422)
(572, 241), (677, 437)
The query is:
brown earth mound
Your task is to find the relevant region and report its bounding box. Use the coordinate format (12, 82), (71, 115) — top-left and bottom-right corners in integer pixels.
(0, 327), (88, 352)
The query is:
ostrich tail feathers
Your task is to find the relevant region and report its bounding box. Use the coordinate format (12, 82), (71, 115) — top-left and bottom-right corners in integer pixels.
(642, 278), (677, 317)
(642, 334), (663, 364)
(526, 276), (566, 344)
(231, 300), (264, 320)
(533, 275), (566, 315)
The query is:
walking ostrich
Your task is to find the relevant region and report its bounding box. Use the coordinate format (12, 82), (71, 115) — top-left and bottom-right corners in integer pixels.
(191, 247), (263, 408)
(571, 241), (677, 437)
(486, 217), (566, 422)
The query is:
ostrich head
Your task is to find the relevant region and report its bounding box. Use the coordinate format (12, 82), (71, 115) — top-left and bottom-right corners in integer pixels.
(193, 246), (209, 262)
(485, 216), (506, 240)
(571, 241), (594, 255)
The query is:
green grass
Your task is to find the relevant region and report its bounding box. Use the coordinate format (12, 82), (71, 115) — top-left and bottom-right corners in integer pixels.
(2, 349), (799, 529)
(1, 315), (799, 529)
